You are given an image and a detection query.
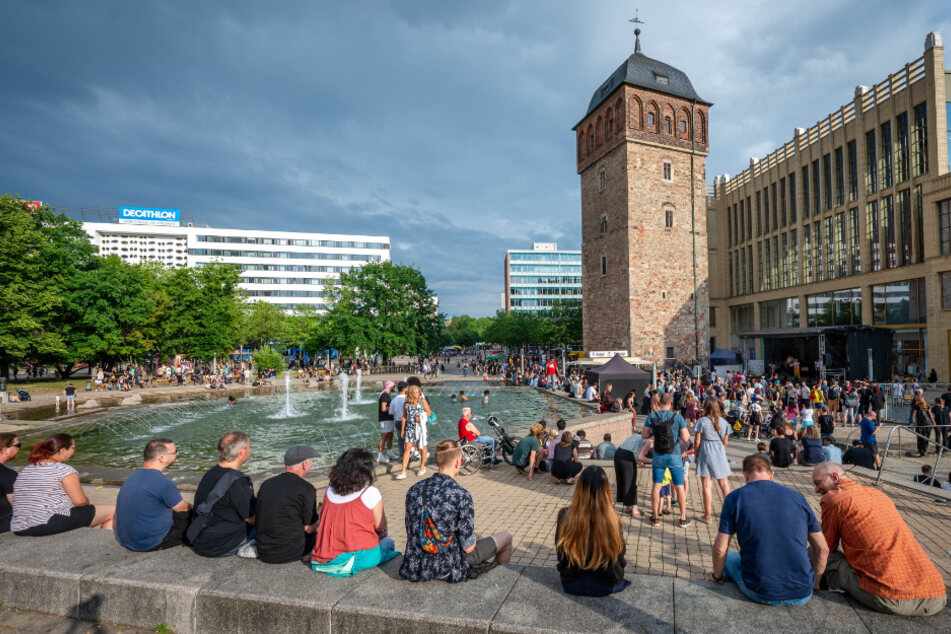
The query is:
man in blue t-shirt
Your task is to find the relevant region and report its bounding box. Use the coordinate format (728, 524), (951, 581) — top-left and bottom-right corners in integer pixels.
(641, 392), (691, 527)
(859, 410), (880, 469)
(710, 453), (828, 605)
(115, 439), (191, 551)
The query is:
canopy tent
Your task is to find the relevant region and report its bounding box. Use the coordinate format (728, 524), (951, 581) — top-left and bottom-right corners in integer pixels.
(710, 348), (738, 365)
(583, 354), (651, 405)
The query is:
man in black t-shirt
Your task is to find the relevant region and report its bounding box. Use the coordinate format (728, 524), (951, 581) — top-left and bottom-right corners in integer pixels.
(255, 445), (319, 564)
(0, 433), (20, 532)
(817, 406), (836, 441)
(842, 440), (876, 470)
(190, 432), (256, 558)
(769, 435), (796, 468)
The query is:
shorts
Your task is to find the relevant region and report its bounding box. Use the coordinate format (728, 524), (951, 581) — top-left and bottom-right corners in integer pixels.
(380, 418), (395, 434)
(66, 395), (75, 402)
(865, 441), (878, 455)
(651, 452), (685, 486)
(14, 505), (96, 536)
(465, 536), (498, 567)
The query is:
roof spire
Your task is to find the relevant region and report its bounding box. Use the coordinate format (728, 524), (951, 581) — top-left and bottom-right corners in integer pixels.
(629, 10), (645, 54)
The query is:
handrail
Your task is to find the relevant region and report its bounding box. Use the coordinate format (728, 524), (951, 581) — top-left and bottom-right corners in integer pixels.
(874, 423), (949, 486)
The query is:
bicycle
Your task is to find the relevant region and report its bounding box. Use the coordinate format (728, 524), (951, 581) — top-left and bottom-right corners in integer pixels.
(458, 416), (522, 475)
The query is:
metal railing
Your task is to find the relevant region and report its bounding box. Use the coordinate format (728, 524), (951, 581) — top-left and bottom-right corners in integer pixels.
(873, 423), (950, 487)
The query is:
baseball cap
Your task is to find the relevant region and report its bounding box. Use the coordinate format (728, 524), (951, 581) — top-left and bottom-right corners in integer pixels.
(284, 445), (315, 466)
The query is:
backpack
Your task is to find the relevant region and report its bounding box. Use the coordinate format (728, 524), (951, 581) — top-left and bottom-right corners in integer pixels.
(843, 392), (859, 408)
(915, 408), (933, 428)
(185, 469), (247, 544)
(419, 479), (453, 555)
(650, 411), (677, 454)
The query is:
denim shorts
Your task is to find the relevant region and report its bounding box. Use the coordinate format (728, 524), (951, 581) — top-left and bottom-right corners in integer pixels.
(651, 452), (685, 486)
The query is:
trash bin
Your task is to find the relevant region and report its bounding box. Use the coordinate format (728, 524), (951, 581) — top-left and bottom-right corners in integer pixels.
(85, 380), (92, 391)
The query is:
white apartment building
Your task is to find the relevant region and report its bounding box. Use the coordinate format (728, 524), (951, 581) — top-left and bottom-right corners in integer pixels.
(82, 207), (390, 311)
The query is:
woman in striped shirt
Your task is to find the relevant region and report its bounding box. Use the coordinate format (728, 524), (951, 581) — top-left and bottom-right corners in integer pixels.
(11, 433), (115, 535)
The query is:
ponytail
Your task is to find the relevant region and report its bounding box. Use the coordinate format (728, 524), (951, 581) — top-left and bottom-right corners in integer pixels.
(27, 433), (73, 465)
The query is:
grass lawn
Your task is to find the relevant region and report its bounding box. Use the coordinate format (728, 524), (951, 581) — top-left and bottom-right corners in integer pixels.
(6, 376), (93, 394)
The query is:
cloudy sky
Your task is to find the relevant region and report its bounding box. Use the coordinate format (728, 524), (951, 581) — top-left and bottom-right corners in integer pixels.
(3, 1), (949, 316)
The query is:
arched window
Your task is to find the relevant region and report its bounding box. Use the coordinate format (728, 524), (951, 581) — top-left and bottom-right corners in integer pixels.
(630, 96), (642, 130)
(600, 214), (608, 233)
(647, 111), (655, 127)
(663, 161), (672, 181)
(606, 108), (614, 137)
(665, 210), (674, 228)
(615, 98), (623, 133)
(665, 116), (672, 134)
(698, 111), (707, 143)
(596, 116), (603, 146)
(587, 124), (594, 154)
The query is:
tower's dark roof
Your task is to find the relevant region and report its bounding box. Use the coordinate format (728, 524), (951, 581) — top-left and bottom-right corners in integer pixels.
(575, 52), (711, 128)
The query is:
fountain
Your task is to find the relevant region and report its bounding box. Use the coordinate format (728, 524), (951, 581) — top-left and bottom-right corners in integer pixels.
(268, 371), (302, 419)
(336, 371), (359, 420)
(350, 367), (374, 404)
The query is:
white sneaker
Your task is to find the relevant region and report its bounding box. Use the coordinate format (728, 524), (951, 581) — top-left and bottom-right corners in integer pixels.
(417, 468), (427, 476)
(236, 539), (258, 559)
(386, 450), (399, 460)
(377, 452), (389, 463)
(395, 473), (407, 480)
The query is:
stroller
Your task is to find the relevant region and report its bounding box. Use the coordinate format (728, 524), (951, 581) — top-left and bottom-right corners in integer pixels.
(17, 388), (31, 402)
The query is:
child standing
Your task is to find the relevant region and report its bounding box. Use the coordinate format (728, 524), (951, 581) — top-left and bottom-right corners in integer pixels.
(659, 468), (673, 515)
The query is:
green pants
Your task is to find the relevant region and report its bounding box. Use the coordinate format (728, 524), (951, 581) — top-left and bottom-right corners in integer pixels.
(823, 551), (946, 616)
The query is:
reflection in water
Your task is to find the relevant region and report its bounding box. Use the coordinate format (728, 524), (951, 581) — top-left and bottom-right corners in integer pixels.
(17, 386), (590, 475)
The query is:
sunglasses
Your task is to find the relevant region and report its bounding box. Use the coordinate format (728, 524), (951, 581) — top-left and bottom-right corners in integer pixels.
(8, 443), (20, 449)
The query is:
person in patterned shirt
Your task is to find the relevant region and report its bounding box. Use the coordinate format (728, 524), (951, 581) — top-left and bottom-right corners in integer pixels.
(399, 439), (512, 582)
(812, 462), (947, 616)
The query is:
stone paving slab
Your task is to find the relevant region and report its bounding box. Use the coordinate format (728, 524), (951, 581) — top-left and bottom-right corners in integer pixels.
(490, 567), (673, 633)
(0, 607), (151, 633)
(332, 556), (523, 634)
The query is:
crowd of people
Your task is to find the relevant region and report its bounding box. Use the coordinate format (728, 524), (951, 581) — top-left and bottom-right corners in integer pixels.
(0, 363), (948, 619)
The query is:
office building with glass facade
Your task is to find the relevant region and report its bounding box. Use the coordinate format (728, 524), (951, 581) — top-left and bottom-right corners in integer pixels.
(83, 217), (389, 312)
(503, 242), (582, 312)
(708, 32), (951, 379)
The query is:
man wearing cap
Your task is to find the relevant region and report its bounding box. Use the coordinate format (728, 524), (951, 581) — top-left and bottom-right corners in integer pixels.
(254, 445), (319, 564)
(378, 381), (398, 464)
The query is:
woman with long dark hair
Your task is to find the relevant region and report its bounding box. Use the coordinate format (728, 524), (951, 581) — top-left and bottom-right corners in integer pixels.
(11, 433), (115, 535)
(311, 448), (398, 576)
(555, 466), (630, 596)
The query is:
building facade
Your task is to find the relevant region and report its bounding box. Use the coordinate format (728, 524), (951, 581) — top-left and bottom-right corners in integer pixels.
(709, 32), (951, 379)
(574, 32), (711, 363)
(503, 242), (582, 312)
(82, 211), (390, 311)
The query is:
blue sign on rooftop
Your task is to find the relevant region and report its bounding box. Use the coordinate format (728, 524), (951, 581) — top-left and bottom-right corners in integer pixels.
(118, 206), (181, 226)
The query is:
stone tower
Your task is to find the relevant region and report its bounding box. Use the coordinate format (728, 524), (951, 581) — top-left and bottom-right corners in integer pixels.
(573, 31), (711, 364)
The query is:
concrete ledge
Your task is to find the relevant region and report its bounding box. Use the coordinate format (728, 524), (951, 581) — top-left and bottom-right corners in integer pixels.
(0, 530), (948, 633)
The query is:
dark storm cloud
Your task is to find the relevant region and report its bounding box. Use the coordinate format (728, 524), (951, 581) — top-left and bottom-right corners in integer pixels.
(2, 1), (949, 315)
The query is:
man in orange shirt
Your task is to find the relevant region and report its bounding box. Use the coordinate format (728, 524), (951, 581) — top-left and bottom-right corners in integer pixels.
(812, 462), (947, 616)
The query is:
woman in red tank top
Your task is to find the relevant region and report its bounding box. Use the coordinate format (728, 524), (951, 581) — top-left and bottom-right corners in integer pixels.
(311, 449), (398, 576)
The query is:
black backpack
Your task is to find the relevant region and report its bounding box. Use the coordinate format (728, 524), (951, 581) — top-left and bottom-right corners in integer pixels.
(650, 411), (677, 454)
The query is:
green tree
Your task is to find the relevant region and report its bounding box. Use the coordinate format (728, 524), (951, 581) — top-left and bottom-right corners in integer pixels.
(161, 263), (244, 360)
(323, 261), (440, 360)
(57, 256), (154, 372)
(252, 346), (286, 373)
(285, 303), (322, 346)
(0, 196), (64, 378)
(240, 301), (288, 349)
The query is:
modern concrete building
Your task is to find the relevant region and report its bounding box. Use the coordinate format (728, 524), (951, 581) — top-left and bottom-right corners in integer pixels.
(80, 207), (390, 311)
(503, 242), (582, 312)
(708, 32), (951, 380)
(574, 29), (711, 363)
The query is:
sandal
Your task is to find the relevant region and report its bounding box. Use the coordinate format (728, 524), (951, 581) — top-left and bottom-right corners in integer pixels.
(651, 515), (660, 526)
(662, 509), (671, 515)
(696, 517), (713, 524)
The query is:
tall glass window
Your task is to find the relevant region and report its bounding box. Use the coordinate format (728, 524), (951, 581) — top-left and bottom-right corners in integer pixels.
(847, 140), (858, 202)
(764, 187), (771, 234)
(780, 178), (787, 226)
(872, 279), (927, 325)
(772, 236), (780, 290)
(756, 191), (763, 235)
(747, 196), (753, 237)
(747, 246), (753, 295)
(745, 199), (752, 239)
(836, 213), (847, 278)
(764, 239), (772, 292)
(849, 207), (861, 275)
(898, 189), (911, 266)
(803, 224), (813, 283)
(790, 229), (799, 286)
(880, 121), (893, 189)
(760, 298), (800, 329)
(896, 112), (909, 183)
(916, 185), (924, 262)
(883, 195), (896, 269)
(757, 242), (765, 292)
(825, 217), (835, 280)
(834, 147), (844, 206)
(802, 165), (810, 219)
(812, 159), (821, 216)
(771, 183), (778, 229)
(781, 233), (789, 287)
(789, 172), (797, 223)
(867, 200), (881, 271)
(814, 220), (823, 282)
(939, 198), (951, 256)
(823, 153), (833, 211)
(913, 102), (928, 176)
(865, 129), (877, 195)
(807, 289), (861, 327)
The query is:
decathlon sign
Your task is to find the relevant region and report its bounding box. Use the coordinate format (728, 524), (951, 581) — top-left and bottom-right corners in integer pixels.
(118, 206), (181, 226)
